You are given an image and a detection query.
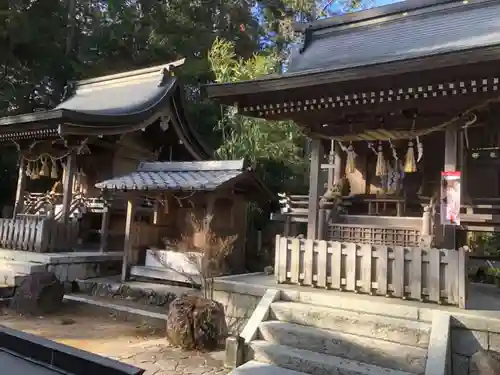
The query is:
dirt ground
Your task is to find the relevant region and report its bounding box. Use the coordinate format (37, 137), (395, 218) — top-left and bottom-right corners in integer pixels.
(0, 305), (228, 375)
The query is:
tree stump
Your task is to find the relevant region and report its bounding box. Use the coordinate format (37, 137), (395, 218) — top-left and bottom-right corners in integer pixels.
(10, 271), (65, 315)
(166, 294), (227, 351)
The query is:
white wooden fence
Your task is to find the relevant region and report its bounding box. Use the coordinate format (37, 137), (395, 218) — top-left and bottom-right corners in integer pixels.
(274, 235), (468, 308)
(0, 216), (79, 253)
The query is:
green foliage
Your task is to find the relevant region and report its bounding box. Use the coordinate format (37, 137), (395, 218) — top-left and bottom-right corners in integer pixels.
(208, 37), (306, 192)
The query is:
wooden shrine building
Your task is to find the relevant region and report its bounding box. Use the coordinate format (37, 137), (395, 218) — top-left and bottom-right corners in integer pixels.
(94, 159), (272, 282)
(205, 0), (500, 307)
(0, 60), (211, 253)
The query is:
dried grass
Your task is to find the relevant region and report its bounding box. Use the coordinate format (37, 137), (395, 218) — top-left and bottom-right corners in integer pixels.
(153, 212), (237, 299)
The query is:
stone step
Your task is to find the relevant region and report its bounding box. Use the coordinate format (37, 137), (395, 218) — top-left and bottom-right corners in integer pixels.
(0, 260), (47, 275)
(270, 302), (430, 348)
(249, 341), (415, 375)
(231, 360), (308, 375)
(259, 321), (427, 374)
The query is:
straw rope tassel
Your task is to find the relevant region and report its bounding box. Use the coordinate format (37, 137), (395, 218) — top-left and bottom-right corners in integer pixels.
(404, 139), (417, 173)
(39, 156), (49, 177)
(50, 158), (58, 179)
(375, 143), (387, 176)
(345, 143), (356, 174)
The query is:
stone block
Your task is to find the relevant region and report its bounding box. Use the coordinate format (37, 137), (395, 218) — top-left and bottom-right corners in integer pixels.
(452, 329), (488, 357)
(213, 291), (259, 319)
(224, 336), (244, 369)
(489, 333), (500, 352)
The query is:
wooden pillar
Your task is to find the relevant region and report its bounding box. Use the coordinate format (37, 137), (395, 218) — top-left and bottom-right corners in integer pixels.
(99, 204), (110, 252)
(333, 141), (342, 185)
(13, 157), (26, 217)
(458, 130), (470, 204)
(61, 152), (76, 224)
(153, 201), (161, 225)
(443, 124), (458, 249)
(307, 139), (323, 239)
(121, 198), (135, 282)
(204, 194), (216, 231)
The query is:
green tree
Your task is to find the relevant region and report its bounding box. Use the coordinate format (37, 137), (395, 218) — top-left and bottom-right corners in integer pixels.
(208, 37), (306, 192)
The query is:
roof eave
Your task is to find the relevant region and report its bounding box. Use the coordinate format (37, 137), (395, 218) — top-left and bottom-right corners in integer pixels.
(206, 45), (500, 103)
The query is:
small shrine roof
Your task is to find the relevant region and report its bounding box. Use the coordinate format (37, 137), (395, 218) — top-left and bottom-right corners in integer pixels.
(206, 0), (500, 101)
(0, 60), (211, 160)
(95, 159), (272, 199)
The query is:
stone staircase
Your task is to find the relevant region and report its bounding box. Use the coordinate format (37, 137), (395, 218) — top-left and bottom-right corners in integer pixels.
(234, 299), (430, 375)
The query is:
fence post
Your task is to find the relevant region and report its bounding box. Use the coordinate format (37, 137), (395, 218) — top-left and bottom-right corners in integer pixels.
(274, 235), (281, 281)
(458, 247), (468, 309)
(35, 218), (50, 253)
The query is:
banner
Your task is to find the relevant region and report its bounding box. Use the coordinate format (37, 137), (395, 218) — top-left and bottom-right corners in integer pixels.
(440, 171), (461, 226)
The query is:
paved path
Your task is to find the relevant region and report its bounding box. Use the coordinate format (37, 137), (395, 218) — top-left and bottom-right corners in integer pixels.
(1, 307), (228, 375)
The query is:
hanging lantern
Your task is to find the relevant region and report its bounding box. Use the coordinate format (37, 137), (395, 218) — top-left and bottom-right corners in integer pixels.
(375, 142), (387, 177)
(404, 140), (417, 173)
(39, 156), (49, 177)
(345, 143), (356, 174)
(50, 158), (58, 179)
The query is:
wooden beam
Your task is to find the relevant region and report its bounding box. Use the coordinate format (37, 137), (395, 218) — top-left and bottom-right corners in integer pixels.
(61, 152), (76, 224)
(121, 198), (136, 282)
(307, 139), (323, 239)
(443, 124), (458, 249)
(99, 204), (110, 253)
(13, 157), (26, 217)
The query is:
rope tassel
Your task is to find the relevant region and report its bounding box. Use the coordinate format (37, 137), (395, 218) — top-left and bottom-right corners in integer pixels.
(39, 157), (49, 177)
(345, 143), (356, 174)
(50, 158), (58, 179)
(375, 143), (387, 176)
(404, 140), (417, 173)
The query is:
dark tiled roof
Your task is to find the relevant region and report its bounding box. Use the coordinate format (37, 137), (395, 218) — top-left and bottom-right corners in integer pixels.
(0, 60), (185, 127)
(95, 160), (248, 191)
(288, 0), (500, 74)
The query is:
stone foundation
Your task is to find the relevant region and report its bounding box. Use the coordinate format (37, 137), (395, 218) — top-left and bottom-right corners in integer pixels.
(75, 276), (262, 335)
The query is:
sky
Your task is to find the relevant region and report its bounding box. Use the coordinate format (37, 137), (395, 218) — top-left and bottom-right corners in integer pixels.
(327, 0), (405, 15)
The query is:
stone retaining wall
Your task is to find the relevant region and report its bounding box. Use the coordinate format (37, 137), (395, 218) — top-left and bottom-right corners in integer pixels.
(451, 314), (500, 375)
(76, 277), (262, 335)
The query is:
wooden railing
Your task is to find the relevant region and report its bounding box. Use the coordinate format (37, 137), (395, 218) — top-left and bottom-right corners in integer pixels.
(0, 215), (79, 252)
(274, 235), (468, 307)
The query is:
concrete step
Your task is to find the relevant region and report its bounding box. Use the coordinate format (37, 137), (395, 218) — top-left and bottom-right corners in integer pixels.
(231, 360), (308, 375)
(249, 341), (415, 375)
(0, 260), (47, 275)
(270, 302), (430, 348)
(259, 321), (427, 374)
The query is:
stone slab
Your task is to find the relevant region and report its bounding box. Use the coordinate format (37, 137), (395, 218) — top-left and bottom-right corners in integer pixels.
(250, 341), (414, 375)
(240, 289), (280, 344)
(425, 312), (451, 375)
(0, 249), (123, 264)
(270, 301), (431, 348)
(259, 320), (427, 374)
(231, 361), (308, 375)
(0, 260), (47, 275)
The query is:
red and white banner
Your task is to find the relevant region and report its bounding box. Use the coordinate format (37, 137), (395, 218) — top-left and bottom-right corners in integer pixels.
(440, 171), (461, 226)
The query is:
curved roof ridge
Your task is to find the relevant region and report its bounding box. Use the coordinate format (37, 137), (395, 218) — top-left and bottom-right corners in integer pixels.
(73, 58), (186, 88)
